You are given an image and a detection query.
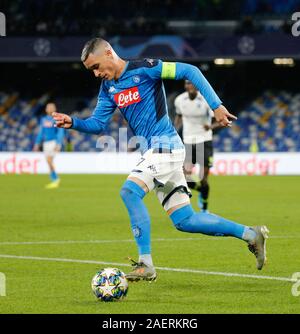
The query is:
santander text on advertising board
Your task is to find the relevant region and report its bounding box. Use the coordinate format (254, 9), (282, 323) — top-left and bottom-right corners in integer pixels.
(0, 152), (299, 175)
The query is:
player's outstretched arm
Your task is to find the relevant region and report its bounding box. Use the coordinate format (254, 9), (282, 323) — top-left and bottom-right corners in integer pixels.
(53, 112), (107, 135)
(53, 83), (115, 135)
(162, 62), (237, 127)
(53, 112), (104, 134)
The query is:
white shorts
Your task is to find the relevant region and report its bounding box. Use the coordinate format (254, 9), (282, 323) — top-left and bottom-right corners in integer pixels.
(43, 140), (57, 157)
(129, 148), (191, 211)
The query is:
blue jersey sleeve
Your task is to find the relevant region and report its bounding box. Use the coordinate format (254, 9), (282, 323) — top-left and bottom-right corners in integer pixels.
(174, 62), (222, 110)
(35, 118), (44, 145)
(71, 83), (116, 135)
(145, 60), (221, 110)
(143, 60), (221, 110)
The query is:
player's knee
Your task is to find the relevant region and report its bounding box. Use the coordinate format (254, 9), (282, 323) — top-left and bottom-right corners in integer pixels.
(169, 204), (194, 232)
(173, 217), (191, 232)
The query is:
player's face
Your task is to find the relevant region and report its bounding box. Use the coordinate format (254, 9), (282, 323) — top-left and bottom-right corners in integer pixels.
(185, 82), (197, 95)
(84, 51), (116, 81)
(45, 103), (57, 116)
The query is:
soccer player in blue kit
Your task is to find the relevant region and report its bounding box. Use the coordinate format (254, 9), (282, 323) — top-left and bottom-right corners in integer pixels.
(34, 102), (65, 189)
(53, 38), (269, 281)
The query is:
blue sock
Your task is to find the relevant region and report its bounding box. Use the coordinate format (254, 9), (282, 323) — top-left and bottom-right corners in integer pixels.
(120, 180), (151, 255)
(170, 204), (255, 241)
(50, 171), (58, 181)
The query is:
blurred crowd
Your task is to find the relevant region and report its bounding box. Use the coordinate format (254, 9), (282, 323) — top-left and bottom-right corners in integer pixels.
(1, 88), (299, 153)
(243, 0), (300, 15)
(1, 0), (299, 36)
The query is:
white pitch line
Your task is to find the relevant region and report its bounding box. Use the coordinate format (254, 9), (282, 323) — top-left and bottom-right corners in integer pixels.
(0, 254), (296, 283)
(0, 235), (298, 246)
(0, 238), (198, 246)
(0, 239), (134, 245)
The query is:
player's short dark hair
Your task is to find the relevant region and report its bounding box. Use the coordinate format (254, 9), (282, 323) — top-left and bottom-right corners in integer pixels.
(81, 37), (104, 62)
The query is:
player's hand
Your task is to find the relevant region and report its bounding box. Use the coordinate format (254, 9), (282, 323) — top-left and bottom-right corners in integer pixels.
(52, 112), (72, 129)
(203, 125), (211, 131)
(213, 105), (237, 127)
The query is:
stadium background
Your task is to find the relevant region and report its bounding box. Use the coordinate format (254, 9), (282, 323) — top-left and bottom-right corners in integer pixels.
(0, 0), (300, 315)
(0, 0), (300, 175)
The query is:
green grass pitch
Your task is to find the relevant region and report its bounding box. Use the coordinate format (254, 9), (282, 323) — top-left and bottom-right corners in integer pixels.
(0, 174), (299, 314)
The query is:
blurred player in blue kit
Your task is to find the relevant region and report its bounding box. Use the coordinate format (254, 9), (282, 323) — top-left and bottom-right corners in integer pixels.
(33, 102), (65, 189)
(53, 38), (269, 281)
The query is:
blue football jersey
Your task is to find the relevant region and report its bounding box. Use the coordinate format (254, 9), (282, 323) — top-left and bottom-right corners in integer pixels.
(72, 59), (222, 153)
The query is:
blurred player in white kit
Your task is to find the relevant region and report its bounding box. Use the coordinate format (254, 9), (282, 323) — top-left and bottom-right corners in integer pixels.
(175, 80), (221, 211)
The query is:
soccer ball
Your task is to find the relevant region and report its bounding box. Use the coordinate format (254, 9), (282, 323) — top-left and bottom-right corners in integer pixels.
(91, 268), (128, 302)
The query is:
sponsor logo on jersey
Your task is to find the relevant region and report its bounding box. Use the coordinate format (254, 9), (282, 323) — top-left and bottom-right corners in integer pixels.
(114, 87), (141, 108)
